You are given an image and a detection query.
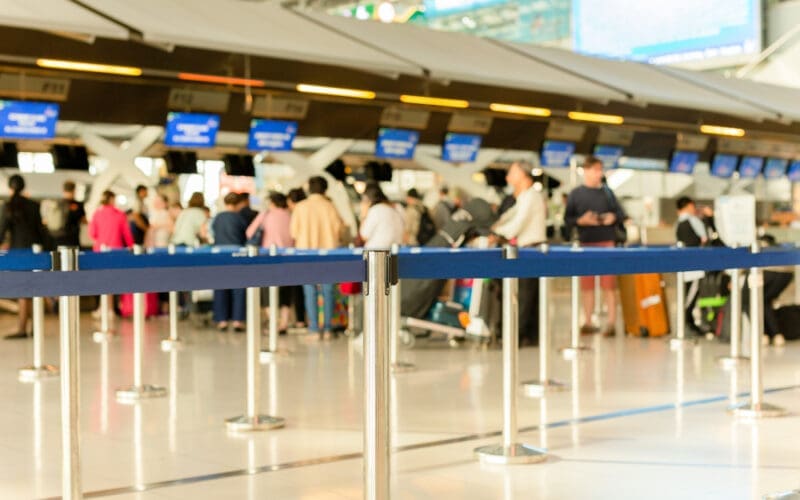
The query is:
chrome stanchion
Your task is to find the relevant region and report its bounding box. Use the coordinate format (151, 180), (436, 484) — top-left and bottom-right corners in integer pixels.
(523, 245), (568, 397)
(669, 243), (697, 350)
(592, 275), (603, 324)
(227, 245), (285, 432)
(363, 250), (393, 500)
(116, 245), (167, 403)
(58, 246), (82, 499)
(92, 245), (115, 343)
(161, 244), (184, 352)
(730, 242), (787, 418)
(390, 244), (414, 374)
(19, 244), (59, 382)
(260, 245), (286, 364)
(475, 246), (546, 465)
(717, 269), (749, 369)
(559, 262), (593, 359)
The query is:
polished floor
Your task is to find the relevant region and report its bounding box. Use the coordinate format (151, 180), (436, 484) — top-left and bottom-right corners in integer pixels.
(2, 285), (800, 499)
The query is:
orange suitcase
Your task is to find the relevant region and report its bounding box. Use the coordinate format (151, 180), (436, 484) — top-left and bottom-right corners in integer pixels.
(618, 273), (670, 337)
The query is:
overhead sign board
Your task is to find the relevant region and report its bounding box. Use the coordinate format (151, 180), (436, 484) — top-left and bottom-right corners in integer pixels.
(442, 133), (481, 163)
(380, 107), (430, 130)
(0, 74), (70, 102)
(545, 121), (586, 142)
(593, 144), (624, 168)
(252, 95), (309, 120)
(163, 112), (220, 148)
(0, 100), (59, 139)
(596, 127), (634, 146)
(448, 112), (493, 134)
(247, 119), (297, 152)
(541, 140), (575, 167)
(168, 88), (230, 113)
(375, 128), (419, 160)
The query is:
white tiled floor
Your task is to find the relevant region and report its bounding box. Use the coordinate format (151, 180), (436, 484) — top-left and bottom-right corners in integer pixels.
(2, 287), (800, 499)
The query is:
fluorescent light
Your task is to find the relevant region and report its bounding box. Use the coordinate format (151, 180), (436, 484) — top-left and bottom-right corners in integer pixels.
(36, 58), (142, 76)
(399, 95), (469, 108)
(178, 72), (265, 87)
(699, 124), (746, 137)
(296, 83), (376, 100)
(489, 103), (551, 117)
(568, 111), (624, 125)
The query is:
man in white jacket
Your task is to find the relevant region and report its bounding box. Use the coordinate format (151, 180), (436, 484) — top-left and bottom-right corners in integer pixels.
(492, 161), (547, 346)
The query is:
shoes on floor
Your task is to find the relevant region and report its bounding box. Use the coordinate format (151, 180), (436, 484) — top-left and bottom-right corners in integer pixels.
(232, 323), (246, 333)
(322, 330), (334, 340)
(4, 331), (29, 340)
(774, 333), (786, 347)
(603, 327), (616, 338)
(217, 322), (229, 332)
(580, 324), (599, 335)
(762, 334), (770, 346)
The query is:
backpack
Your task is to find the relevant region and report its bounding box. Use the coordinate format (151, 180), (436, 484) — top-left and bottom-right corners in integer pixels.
(416, 206), (437, 246)
(41, 199), (67, 234)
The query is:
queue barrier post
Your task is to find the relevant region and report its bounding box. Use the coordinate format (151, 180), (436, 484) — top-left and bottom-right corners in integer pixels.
(669, 244), (698, 350)
(559, 244), (593, 360)
(161, 244), (184, 352)
(363, 250), (394, 500)
(730, 242), (787, 418)
(227, 245), (285, 432)
(58, 246), (82, 499)
(717, 267), (749, 369)
(92, 245), (115, 343)
(475, 245), (546, 465)
(522, 244), (568, 397)
(116, 245), (167, 403)
(390, 244), (414, 374)
(18, 244), (59, 382)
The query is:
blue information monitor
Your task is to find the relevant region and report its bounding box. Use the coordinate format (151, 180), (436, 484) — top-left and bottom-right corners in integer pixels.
(593, 144), (624, 168)
(442, 133), (481, 163)
(0, 100), (59, 139)
(164, 112), (220, 148)
(247, 119), (297, 152)
(669, 150), (699, 174)
(375, 128), (419, 160)
(710, 154), (738, 178)
(788, 161), (800, 182)
(541, 140), (575, 167)
(738, 156), (764, 178)
(763, 158), (788, 180)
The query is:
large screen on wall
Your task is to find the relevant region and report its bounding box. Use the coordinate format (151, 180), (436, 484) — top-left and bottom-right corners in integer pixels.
(375, 128), (419, 160)
(164, 112), (220, 148)
(0, 100), (59, 139)
(540, 140), (575, 168)
(573, 0), (761, 67)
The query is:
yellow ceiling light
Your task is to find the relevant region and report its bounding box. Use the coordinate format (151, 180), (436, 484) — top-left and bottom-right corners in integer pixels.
(36, 58), (142, 76)
(296, 83), (376, 100)
(399, 95), (469, 108)
(567, 111), (624, 125)
(699, 124), (746, 137)
(489, 103), (551, 117)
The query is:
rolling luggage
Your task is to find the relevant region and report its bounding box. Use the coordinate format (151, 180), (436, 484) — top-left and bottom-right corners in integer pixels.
(618, 273), (670, 337)
(119, 292), (160, 318)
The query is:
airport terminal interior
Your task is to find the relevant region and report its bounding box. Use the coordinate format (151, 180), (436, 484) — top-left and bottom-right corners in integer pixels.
(4, 0), (800, 498)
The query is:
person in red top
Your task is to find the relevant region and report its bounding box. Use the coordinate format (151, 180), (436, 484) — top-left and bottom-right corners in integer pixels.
(89, 190), (134, 251)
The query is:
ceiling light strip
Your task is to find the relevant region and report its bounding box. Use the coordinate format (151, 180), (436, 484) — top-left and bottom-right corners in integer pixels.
(36, 58), (142, 77)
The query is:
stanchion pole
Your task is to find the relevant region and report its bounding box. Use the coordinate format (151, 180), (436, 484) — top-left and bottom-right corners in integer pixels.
(560, 244), (593, 360)
(669, 243), (697, 350)
(522, 244), (568, 397)
(19, 244), (59, 381)
(227, 245), (285, 431)
(592, 275), (603, 323)
(161, 244), (184, 351)
(475, 245), (546, 465)
(58, 246), (82, 499)
(390, 244), (414, 374)
(363, 250), (394, 500)
(730, 243), (787, 418)
(92, 245), (114, 343)
(717, 268), (749, 368)
(116, 245), (167, 403)
(261, 245), (288, 364)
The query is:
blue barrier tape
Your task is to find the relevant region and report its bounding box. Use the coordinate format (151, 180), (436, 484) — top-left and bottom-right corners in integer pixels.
(0, 249), (52, 272)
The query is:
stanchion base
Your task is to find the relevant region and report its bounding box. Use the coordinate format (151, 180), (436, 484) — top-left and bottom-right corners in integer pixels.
(161, 338), (184, 352)
(729, 401), (788, 419)
(669, 337), (698, 351)
(225, 414), (285, 432)
(764, 490), (800, 500)
(259, 349), (290, 364)
(716, 355), (749, 370)
(116, 385), (167, 403)
(474, 443), (547, 465)
(18, 365), (59, 382)
(391, 362), (416, 374)
(559, 346), (592, 360)
(92, 331), (114, 343)
(521, 379), (569, 398)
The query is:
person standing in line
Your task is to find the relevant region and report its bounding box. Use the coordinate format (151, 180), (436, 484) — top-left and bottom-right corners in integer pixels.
(145, 194), (174, 249)
(491, 161), (547, 346)
(432, 186), (455, 230)
(290, 176), (344, 339)
(286, 188), (307, 328)
(171, 192), (208, 247)
(51, 180), (86, 248)
(675, 196), (709, 338)
(0, 175), (47, 339)
(247, 192), (294, 332)
(565, 156), (626, 337)
(129, 184), (149, 245)
(237, 192), (258, 226)
(359, 183), (404, 249)
(211, 192), (249, 332)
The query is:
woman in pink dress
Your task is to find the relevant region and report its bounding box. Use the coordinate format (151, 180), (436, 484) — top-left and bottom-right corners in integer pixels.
(246, 192), (294, 332)
(89, 190), (134, 251)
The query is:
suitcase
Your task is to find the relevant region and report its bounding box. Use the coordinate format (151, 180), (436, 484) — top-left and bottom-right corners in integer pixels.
(119, 293), (160, 318)
(618, 273), (670, 337)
